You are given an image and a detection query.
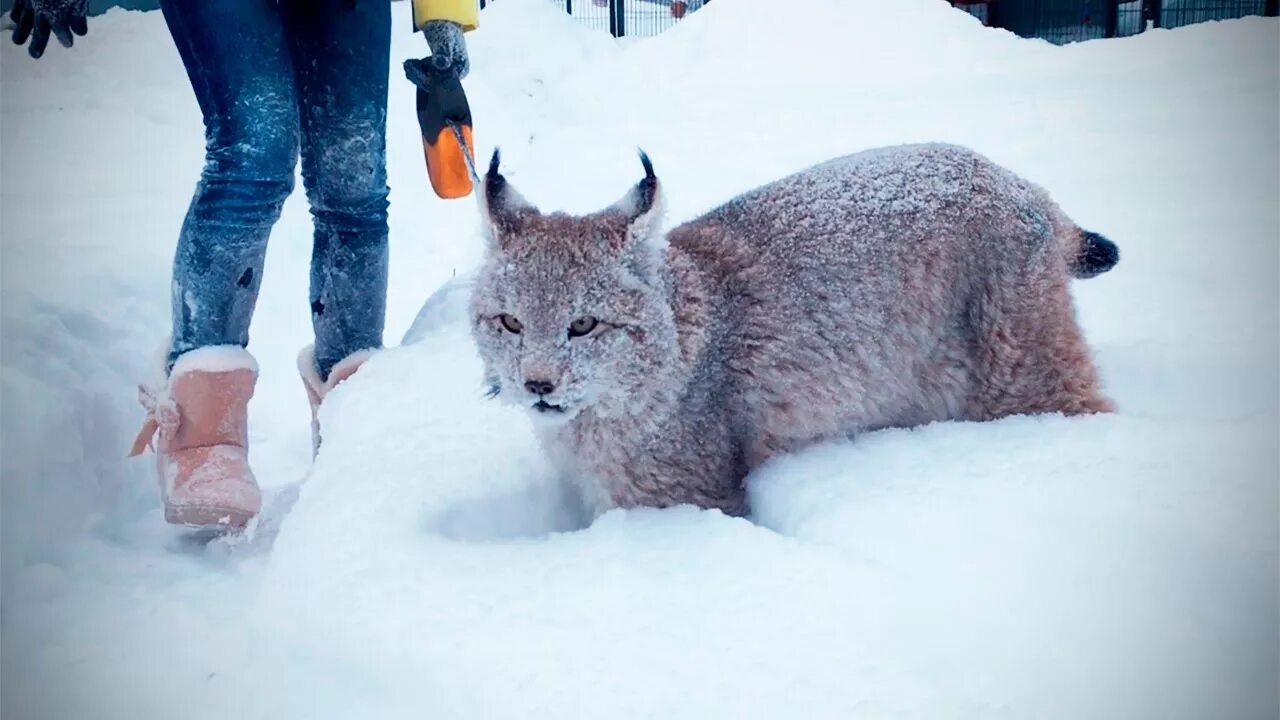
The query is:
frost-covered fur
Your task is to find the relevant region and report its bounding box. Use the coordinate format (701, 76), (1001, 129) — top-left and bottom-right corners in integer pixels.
(470, 143), (1117, 517)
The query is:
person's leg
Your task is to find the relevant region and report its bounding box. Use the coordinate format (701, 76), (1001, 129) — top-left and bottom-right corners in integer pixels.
(160, 0), (300, 367)
(281, 0), (391, 381)
(135, 0), (299, 527)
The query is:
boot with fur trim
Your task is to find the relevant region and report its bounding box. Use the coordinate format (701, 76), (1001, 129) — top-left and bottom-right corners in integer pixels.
(297, 345), (376, 458)
(129, 346), (262, 529)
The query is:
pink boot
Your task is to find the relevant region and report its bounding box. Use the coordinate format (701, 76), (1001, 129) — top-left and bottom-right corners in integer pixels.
(129, 347), (263, 529)
(297, 345), (376, 458)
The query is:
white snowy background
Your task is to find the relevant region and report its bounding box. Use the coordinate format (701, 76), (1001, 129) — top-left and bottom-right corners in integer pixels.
(2, 1), (1277, 718)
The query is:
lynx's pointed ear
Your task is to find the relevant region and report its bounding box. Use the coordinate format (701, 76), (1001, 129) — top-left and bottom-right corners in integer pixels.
(606, 149), (665, 250)
(478, 148), (536, 247)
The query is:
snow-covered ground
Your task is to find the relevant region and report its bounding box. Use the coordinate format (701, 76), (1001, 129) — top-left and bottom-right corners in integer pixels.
(2, 1), (1277, 718)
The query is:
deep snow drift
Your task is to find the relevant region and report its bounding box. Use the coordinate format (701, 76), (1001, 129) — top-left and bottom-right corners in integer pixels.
(2, 1), (1277, 718)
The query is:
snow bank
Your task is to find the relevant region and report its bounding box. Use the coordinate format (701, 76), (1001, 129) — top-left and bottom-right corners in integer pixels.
(252, 327), (1277, 719)
(254, 5), (1279, 716)
(2, 0), (1276, 718)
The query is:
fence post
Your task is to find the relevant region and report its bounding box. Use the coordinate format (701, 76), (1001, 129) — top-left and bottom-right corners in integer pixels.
(1104, 0), (1119, 36)
(609, 0), (625, 37)
(566, 0), (572, 15)
(986, 0), (1004, 29)
(1142, 0), (1162, 28)
(1266, 0), (1278, 16)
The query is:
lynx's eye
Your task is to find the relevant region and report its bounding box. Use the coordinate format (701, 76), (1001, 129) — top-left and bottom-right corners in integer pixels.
(568, 316), (598, 338)
(498, 314), (523, 334)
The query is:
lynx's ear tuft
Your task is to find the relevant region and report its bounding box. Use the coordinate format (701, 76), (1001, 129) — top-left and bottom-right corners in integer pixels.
(606, 148), (665, 250)
(479, 147), (536, 247)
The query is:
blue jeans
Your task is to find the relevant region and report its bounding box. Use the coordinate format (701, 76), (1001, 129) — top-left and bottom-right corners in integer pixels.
(161, 0), (391, 380)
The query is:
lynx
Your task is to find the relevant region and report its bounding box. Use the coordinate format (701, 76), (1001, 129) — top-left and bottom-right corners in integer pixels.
(470, 143), (1118, 517)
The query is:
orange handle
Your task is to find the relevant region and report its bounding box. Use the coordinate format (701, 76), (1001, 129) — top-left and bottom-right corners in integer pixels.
(424, 124), (474, 200)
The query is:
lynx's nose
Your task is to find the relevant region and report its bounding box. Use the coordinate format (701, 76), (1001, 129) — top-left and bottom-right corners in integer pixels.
(524, 379), (556, 396)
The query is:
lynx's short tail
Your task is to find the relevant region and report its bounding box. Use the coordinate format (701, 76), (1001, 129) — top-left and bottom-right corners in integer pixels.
(1070, 230), (1120, 279)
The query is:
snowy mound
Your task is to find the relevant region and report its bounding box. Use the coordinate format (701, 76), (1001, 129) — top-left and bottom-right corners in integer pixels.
(2, 0), (1276, 718)
(253, 288), (1276, 720)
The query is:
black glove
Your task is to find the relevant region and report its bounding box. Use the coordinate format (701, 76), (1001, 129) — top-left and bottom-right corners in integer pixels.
(10, 0), (88, 59)
(421, 19), (469, 79)
(403, 56), (473, 130)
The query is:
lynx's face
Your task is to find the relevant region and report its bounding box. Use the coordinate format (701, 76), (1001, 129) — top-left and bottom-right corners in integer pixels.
(471, 151), (677, 423)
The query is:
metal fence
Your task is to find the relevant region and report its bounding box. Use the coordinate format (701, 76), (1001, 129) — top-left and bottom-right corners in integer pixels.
(951, 0), (1277, 44)
(480, 0), (708, 37)
(550, 0), (708, 37)
(489, 0), (1276, 41)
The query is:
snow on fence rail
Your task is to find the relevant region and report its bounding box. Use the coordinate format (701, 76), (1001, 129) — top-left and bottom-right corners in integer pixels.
(477, 0), (1278, 41)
